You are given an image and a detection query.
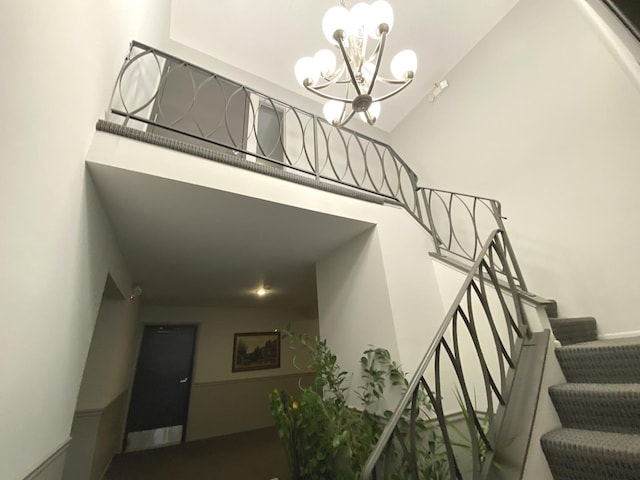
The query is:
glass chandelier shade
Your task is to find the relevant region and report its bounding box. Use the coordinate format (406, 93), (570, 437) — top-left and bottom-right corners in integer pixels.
(294, 1), (416, 127)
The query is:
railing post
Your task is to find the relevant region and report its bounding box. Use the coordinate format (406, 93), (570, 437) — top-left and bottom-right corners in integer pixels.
(491, 200), (528, 293)
(421, 188), (441, 255)
(411, 171), (423, 222)
(313, 115), (320, 182)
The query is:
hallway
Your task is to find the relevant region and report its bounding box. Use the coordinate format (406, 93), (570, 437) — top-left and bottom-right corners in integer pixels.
(105, 427), (290, 480)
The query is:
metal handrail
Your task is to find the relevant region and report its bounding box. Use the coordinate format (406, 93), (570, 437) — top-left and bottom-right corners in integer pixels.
(360, 229), (529, 479)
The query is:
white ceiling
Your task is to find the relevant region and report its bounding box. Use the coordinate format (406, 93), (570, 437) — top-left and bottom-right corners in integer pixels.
(89, 163), (374, 314)
(169, 0), (520, 131)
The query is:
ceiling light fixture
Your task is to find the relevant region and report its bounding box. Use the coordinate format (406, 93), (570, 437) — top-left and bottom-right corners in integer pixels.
(128, 285), (143, 301)
(295, 1), (417, 127)
(256, 287), (269, 297)
(427, 79), (450, 102)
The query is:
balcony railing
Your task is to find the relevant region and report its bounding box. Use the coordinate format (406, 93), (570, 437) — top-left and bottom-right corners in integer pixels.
(108, 41), (420, 213)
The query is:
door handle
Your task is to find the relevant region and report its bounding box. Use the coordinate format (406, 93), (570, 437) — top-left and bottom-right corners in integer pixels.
(179, 377), (188, 383)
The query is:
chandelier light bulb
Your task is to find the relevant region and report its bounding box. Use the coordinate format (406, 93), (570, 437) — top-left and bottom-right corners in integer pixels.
(349, 2), (372, 36)
(314, 49), (337, 77)
(295, 56), (319, 86)
(324, 100), (345, 125)
(322, 5), (350, 45)
(390, 49), (418, 80)
(368, 0), (394, 38)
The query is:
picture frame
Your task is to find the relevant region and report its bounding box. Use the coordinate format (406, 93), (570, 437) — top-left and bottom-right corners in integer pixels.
(232, 331), (281, 372)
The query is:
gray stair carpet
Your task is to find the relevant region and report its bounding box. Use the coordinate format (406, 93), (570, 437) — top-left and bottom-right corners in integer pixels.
(555, 336), (640, 384)
(549, 316), (597, 345)
(541, 316), (640, 479)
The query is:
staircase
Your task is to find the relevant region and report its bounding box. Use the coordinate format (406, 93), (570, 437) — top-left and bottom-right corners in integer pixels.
(541, 316), (640, 479)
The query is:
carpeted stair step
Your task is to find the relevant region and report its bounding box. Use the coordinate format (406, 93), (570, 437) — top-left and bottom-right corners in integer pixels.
(555, 337), (640, 383)
(541, 428), (640, 480)
(549, 383), (640, 434)
(549, 317), (597, 345)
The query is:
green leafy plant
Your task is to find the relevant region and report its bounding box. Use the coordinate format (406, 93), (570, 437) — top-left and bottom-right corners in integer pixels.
(269, 330), (506, 479)
(269, 330), (453, 479)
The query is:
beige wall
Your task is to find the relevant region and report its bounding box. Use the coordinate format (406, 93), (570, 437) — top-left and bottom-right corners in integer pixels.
(138, 304), (318, 439)
(76, 295), (140, 411)
(391, 0), (640, 336)
(63, 289), (140, 480)
(0, 1), (171, 478)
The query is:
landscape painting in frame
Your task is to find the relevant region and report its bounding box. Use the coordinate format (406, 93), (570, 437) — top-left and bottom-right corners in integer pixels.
(232, 331), (281, 372)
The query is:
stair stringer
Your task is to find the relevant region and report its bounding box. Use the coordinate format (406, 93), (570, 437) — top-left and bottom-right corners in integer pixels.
(429, 255), (563, 480)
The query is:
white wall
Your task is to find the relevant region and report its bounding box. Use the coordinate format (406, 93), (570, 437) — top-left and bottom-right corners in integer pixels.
(316, 228), (401, 408)
(391, 0), (640, 336)
(0, 2), (171, 478)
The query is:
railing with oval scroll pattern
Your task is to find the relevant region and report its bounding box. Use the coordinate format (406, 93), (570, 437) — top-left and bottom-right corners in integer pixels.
(107, 41), (420, 214)
(416, 187), (528, 292)
(106, 40), (533, 480)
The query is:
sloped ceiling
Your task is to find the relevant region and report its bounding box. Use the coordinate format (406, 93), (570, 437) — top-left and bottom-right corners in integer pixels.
(169, 0), (521, 131)
(89, 163), (373, 314)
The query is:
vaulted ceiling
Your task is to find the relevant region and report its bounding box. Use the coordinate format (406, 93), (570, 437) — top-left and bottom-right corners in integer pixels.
(169, 0), (521, 131)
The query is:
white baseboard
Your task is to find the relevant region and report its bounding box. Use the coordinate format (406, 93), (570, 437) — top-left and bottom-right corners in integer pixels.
(598, 329), (640, 340)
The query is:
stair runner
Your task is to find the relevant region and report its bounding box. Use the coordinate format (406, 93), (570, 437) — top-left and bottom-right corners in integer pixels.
(541, 317), (640, 479)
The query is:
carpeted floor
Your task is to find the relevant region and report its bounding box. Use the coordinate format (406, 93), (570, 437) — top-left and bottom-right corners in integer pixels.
(105, 427), (291, 480)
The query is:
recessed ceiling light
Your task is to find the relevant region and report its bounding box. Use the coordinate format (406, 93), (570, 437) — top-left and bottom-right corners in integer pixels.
(256, 288), (268, 297)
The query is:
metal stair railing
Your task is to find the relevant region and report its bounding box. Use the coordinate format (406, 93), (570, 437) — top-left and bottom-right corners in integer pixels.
(360, 229), (530, 479)
(105, 41), (533, 480)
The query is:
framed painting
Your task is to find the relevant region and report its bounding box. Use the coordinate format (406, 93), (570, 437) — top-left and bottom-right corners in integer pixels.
(232, 331), (281, 372)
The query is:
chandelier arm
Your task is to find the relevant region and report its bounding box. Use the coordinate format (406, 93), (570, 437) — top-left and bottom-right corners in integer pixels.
(319, 63), (347, 84)
(366, 32), (388, 96)
(364, 109), (376, 126)
(368, 76), (409, 85)
(371, 76), (414, 103)
(336, 108), (357, 127)
(313, 78), (352, 91)
(336, 35), (364, 96)
(304, 84), (354, 103)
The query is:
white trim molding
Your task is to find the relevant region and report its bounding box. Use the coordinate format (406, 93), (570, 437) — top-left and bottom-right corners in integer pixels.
(599, 329), (640, 340)
(23, 437), (71, 480)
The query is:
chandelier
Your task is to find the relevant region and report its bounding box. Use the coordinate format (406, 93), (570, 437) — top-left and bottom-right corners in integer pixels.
(294, 1), (417, 127)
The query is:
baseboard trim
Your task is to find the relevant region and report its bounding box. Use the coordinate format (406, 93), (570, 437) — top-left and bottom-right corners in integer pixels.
(23, 437), (71, 480)
(599, 329), (640, 340)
